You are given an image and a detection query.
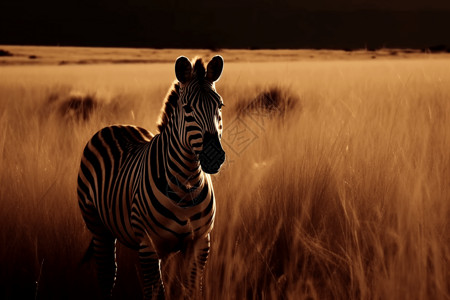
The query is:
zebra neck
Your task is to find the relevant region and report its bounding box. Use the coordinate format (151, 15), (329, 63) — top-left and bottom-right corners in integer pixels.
(158, 123), (206, 205)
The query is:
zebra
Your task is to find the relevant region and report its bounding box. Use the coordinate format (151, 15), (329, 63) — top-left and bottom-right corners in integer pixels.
(77, 56), (225, 299)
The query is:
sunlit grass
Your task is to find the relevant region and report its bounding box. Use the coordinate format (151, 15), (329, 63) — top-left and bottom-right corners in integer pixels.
(0, 58), (449, 299)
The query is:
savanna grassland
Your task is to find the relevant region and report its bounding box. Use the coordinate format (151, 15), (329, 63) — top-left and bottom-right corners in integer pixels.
(0, 47), (449, 300)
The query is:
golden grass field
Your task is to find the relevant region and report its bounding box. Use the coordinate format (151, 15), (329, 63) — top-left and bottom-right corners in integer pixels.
(0, 47), (449, 299)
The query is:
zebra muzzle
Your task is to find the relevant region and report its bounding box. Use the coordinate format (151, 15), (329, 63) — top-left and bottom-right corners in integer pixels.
(199, 132), (225, 174)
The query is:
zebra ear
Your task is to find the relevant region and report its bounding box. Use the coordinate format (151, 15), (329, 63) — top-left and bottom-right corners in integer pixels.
(206, 55), (224, 82)
(175, 56), (192, 84)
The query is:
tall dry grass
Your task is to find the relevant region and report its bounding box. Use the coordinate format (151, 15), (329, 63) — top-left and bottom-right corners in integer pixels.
(0, 59), (449, 299)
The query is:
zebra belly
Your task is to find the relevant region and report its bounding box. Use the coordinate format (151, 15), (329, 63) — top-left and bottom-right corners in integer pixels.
(105, 199), (140, 250)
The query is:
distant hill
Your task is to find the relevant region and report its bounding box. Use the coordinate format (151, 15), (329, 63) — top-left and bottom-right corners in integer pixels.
(1, 0), (449, 50)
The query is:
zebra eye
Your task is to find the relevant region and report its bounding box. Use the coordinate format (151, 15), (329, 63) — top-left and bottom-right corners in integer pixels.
(219, 103), (225, 110)
(183, 104), (193, 113)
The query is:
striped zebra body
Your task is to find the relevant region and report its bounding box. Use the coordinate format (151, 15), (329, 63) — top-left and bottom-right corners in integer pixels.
(77, 56), (225, 299)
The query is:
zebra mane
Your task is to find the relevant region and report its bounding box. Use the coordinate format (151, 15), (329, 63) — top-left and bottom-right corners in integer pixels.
(156, 58), (207, 133)
(192, 57), (206, 78)
(157, 81), (180, 132)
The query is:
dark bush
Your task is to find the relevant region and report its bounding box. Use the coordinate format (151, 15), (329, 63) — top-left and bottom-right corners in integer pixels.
(0, 49), (13, 57)
(236, 85), (300, 118)
(58, 93), (97, 121)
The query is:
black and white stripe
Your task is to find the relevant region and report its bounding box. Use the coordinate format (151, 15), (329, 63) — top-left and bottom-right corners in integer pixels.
(77, 56), (225, 299)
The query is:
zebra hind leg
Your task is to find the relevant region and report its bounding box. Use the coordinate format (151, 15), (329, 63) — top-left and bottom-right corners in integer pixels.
(138, 243), (165, 300)
(92, 234), (117, 299)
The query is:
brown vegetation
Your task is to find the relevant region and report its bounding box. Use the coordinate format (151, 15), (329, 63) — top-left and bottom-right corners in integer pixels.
(0, 55), (449, 299)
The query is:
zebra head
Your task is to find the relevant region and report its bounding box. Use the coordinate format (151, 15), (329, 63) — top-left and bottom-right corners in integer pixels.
(175, 56), (226, 174)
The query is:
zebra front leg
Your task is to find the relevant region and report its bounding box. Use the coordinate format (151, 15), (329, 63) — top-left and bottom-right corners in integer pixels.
(183, 234), (210, 299)
(92, 234), (117, 299)
(139, 243), (165, 300)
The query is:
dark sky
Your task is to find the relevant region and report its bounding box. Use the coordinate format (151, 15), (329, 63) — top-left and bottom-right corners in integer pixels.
(296, 0), (450, 10)
(1, 0), (449, 49)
